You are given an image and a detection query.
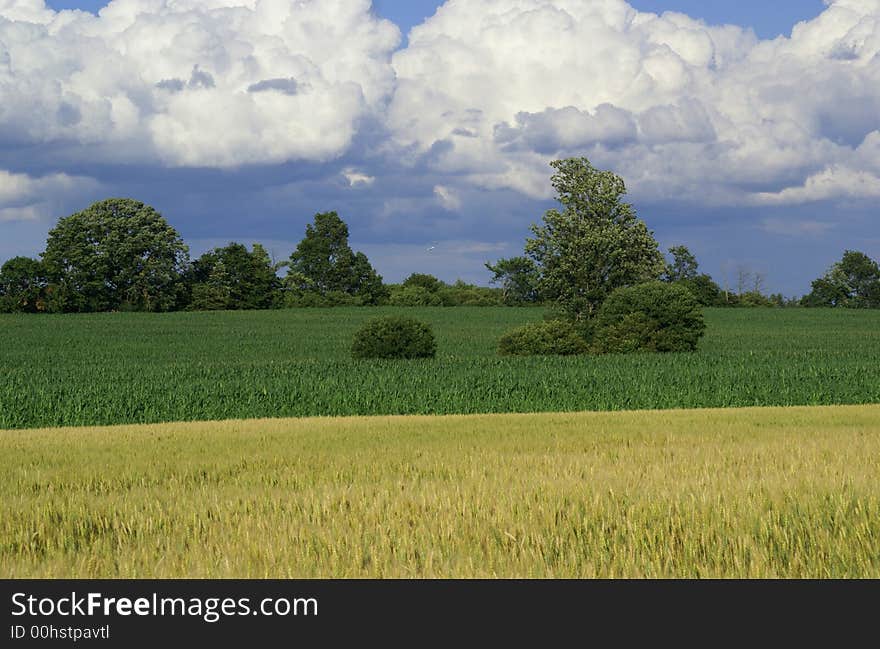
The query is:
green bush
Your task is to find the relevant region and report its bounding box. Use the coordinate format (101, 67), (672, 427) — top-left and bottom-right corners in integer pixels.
(497, 320), (589, 356)
(389, 286), (443, 306)
(351, 316), (437, 359)
(592, 281), (705, 354)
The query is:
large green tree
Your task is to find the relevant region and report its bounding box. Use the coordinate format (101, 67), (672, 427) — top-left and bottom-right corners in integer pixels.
(286, 212), (388, 305)
(485, 256), (541, 305)
(0, 256), (48, 313)
(188, 242), (281, 310)
(803, 250), (880, 308)
(42, 198), (189, 312)
(525, 158), (665, 320)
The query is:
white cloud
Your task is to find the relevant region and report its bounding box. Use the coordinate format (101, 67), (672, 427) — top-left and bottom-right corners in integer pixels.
(2, 0), (880, 218)
(0, 169), (101, 221)
(342, 167), (375, 187)
(388, 0), (880, 205)
(433, 184), (461, 211)
(0, 0), (400, 167)
(752, 165), (880, 205)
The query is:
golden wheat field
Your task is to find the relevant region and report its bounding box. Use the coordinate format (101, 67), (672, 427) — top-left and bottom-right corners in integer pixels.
(2, 405), (879, 578)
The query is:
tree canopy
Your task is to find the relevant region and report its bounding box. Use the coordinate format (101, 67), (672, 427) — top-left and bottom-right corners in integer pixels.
(41, 198), (189, 312)
(286, 212), (388, 305)
(663, 246), (699, 283)
(524, 158), (665, 320)
(485, 257), (540, 305)
(189, 242), (281, 311)
(0, 256), (49, 313)
(803, 250), (880, 308)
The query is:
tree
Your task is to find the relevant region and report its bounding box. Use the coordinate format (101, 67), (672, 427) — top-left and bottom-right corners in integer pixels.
(663, 246), (699, 283)
(286, 212), (388, 305)
(803, 250), (880, 308)
(0, 257), (48, 313)
(485, 257), (540, 305)
(658, 246), (722, 306)
(348, 252), (389, 305)
(41, 198), (189, 312)
(678, 274), (723, 307)
(524, 158), (665, 321)
(402, 273), (444, 293)
(188, 242), (281, 310)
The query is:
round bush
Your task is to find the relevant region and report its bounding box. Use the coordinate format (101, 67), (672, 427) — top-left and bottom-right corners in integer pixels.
(592, 281), (705, 354)
(351, 316), (436, 359)
(497, 320), (589, 356)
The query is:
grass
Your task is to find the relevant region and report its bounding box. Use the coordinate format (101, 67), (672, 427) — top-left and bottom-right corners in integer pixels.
(2, 307), (880, 429)
(2, 405), (878, 578)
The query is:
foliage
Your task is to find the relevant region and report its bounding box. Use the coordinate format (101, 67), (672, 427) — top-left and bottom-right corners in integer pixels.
(284, 290), (365, 308)
(675, 274), (723, 307)
(592, 281), (706, 353)
(437, 281), (502, 306)
(663, 245), (699, 283)
(485, 256), (541, 305)
(187, 242), (281, 311)
(389, 285), (444, 306)
(524, 158), (665, 321)
(0, 257), (49, 313)
(402, 273), (444, 293)
(351, 316), (437, 359)
(40, 198), (189, 312)
(803, 250), (880, 308)
(389, 279), (503, 306)
(286, 211), (388, 305)
(497, 320), (589, 356)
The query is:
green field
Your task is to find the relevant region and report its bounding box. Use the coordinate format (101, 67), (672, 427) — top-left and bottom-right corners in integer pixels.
(2, 406), (878, 578)
(2, 307), (879, 429)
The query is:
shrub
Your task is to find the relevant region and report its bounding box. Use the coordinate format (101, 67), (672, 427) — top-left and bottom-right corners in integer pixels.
(592, 281), (705, 353)
(389, 285), (443, 306)
(351, 316), (436, 359)
(497, 320), (589, 356)
(402, 273), (445, 293)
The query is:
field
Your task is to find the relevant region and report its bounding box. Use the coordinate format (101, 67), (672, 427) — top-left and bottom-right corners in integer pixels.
(2, 405), (879, 578)
(2, 307), (880, 429)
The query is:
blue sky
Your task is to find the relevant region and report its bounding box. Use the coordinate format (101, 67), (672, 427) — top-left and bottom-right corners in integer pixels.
(4, 1), (880, 296)
(48, 0), (828, 40)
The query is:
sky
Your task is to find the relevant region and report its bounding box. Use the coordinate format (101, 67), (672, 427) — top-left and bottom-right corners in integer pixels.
(2, 0), (879, 296)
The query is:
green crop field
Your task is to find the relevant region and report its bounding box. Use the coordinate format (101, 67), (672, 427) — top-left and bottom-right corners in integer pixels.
(2, 307), (880, 429)
(2, 405), (879, 578)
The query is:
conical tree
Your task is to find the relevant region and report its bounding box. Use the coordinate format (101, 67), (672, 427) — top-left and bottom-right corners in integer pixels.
(525, 158), (664, 321)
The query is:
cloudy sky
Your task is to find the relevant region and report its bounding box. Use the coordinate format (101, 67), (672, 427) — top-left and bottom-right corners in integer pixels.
(1, 0), (878, 296)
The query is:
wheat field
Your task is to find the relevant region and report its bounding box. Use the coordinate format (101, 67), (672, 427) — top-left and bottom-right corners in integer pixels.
(2, 405), (879, 578)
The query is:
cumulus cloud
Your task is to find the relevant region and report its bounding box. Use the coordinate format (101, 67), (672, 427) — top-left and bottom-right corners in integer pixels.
(388, 0), (880, 205)
(752, 165), (880, 204)
(0, 169), (101, 221)
(0, 0), (400, 167)
(4, 0), (879, 208)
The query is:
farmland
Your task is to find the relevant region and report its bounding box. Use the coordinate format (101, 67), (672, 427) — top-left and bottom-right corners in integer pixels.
(2, 405), (879, 578)
(2, 307), (880, 429)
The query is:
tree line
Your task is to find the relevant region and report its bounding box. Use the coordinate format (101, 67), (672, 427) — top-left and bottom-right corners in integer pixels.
(0, 199), (503, 313)
(1, 177), (878, 314)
